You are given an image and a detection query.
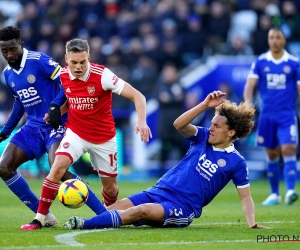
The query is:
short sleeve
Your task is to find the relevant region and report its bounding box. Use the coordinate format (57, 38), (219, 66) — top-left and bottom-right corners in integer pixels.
(39, 53), (61, 80)
(232, 160), (250, 188)
(101, 67), (125, 94)
(247, 60), (259, 79)
(187, 127), (208, 144)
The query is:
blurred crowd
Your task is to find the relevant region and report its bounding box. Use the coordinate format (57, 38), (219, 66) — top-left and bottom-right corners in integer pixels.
(1, 0), (300, 171)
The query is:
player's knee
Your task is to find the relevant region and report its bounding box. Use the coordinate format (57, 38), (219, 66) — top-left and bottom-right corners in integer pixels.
(135, 205), (149, 219)
(281, 146), (297, 157)
(0, 161), (14, 179)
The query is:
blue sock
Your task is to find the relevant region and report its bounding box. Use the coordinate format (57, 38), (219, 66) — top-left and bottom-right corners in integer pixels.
(283, 156), (297, 191)
(266, 157), (280, 195)
(83, 210), (121, 229)
(4, 172), (39, 213)
(71, 173), (106, 215)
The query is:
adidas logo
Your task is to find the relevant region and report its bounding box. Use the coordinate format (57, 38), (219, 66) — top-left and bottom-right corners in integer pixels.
(66, 87), (71, 93)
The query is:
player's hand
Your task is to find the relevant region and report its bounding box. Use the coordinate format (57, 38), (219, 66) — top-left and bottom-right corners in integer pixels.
(135, 122), (152, 143)
(48, 104), (62, 129)
(203, 90), (227, 108)
(0, 131), (9, 143)
(44, 113), (50, 124)
(250, 224), (271, 229)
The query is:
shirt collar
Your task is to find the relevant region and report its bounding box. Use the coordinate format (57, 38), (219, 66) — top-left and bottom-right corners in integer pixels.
(69, 63), (91, 81)
(212, 144), (235, 153)
(12, 48), (28, 74)
(266, 50), (289, 63)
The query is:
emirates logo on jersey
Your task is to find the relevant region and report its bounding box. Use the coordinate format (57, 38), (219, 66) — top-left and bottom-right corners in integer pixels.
(87, 86), (95, 95)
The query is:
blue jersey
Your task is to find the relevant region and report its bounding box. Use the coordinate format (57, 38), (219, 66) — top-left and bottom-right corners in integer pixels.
(149, 127), (249, 218)
(2, 48), (66, 135)
(248, 50), (300, 113)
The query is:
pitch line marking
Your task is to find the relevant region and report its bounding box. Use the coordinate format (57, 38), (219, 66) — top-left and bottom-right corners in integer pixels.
(0, 239), (256, 249)
(0, 220), (297, 249)
(53, 220), (297, 247)
(55, 228), (114, 246)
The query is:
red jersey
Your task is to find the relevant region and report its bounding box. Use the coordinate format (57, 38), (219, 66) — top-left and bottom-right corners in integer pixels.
(60, 63), (125, 143)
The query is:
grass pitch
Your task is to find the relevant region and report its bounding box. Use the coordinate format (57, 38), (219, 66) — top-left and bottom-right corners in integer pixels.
(0, 178), (299, 250)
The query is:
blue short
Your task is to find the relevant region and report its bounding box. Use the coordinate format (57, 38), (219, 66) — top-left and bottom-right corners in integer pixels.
(128, 187), (195, 228)
(10, 124), (66, 160)
(257, 113), (298, 148)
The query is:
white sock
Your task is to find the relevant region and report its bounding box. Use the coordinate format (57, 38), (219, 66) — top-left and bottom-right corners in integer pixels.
(35, 213), (46, 226)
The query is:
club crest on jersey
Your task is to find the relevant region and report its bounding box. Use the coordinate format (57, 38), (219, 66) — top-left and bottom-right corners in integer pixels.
(217, 159), (226, 167)
(263, 66), (270, 72)
(283, 66), (291, 74)
(87, 86), (95, 95)
(63, 142), (70, 148)
(12, 82), (15, 87)
(27, 74), (36, 83)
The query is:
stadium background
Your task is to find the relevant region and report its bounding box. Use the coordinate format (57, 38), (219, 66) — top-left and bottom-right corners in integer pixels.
(1, 0), (300, 181)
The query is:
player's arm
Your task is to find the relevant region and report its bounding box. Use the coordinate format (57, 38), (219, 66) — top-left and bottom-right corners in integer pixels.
(237, 186), (269, 229)
(51, 80), (67, 107)
(1, 98), (25, 141)
(44, 101), (68, 124)
(48, 78), (67, 129)
(120, 82), (152, 142)
(297, 83), (300, 97)
(174, 90), (226, 138)
(243, 77), (257, 106)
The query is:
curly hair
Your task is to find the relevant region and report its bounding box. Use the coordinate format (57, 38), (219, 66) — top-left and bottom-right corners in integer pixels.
(0, 25), (22, 42)
(215, 100), (255, 140)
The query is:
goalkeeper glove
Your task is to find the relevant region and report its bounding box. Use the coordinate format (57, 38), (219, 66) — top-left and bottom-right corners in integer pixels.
(0, 131), (9, 143)
(48, 104), (62, 129)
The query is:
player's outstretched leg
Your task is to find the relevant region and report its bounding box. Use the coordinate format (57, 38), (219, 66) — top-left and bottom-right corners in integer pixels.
(64, 216), (84, 230)
(64, 210), (121, 230)
(68, 172), (107, 215)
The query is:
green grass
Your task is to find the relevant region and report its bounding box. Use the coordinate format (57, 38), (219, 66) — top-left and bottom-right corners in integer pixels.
(0, 178), (299, 250)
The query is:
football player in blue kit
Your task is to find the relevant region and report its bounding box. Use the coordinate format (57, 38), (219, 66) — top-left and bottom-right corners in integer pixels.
(244, 27), (300, 206)
(0, 26), (106, 226)
(64, 90), (267, 230)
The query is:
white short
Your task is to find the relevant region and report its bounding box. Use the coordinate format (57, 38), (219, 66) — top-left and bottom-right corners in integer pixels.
(56, 128), (118, 177)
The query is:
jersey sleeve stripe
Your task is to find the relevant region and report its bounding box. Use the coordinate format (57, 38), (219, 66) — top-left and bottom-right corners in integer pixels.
(91, 67), (104, 75)
(50, 65), (61, 80)
(236, 183), (250, 189)
(247, 73), (258, 79)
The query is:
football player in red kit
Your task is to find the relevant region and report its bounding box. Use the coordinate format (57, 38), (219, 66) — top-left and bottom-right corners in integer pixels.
(21, 38), (152, 230)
